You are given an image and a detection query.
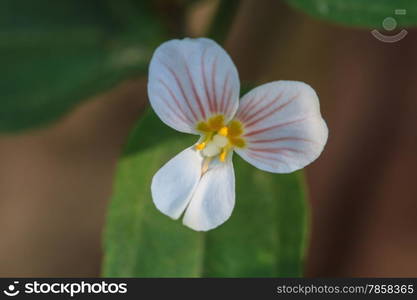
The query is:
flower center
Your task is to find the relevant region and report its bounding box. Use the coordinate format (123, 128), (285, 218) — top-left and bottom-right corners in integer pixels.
(195, 115), (246, 162)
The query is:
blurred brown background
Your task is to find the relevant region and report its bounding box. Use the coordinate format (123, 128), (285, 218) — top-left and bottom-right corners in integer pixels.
(0, 0), (416, 276)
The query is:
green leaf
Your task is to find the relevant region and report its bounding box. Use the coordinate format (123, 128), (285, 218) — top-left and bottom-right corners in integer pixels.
(285, 0), (417, 28)
(0, 0), (166, 132)
(103, 110), (308, 277)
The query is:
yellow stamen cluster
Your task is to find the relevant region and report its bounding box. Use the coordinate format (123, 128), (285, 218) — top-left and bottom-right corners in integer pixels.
(195, 115), (246, 162)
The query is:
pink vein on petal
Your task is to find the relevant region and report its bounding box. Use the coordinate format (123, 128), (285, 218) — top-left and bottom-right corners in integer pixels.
(158, 58), (199, 122)
(184, 62), (206, 120)
(246, 151), (287, 165)
(237, 92), (271, 122)
(247, 146), (304, 155)
(245, 92), (286, 127)
(224, 85), (234, 117)
(211, 55), (219, 113)
(158, 78), (195, 124)
(236, 96), (257, 121)
(244, 117), (307, 137)
(201, 48), (215, 114)
(247, 136), (316, 144)
(157, 93), (189, 125)
(220, 73), (231, 114)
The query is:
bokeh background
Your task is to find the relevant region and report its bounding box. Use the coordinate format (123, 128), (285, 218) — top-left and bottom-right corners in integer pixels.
(0, 0), (416, 276)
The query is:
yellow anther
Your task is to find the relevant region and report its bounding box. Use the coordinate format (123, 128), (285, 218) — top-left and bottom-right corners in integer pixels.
(218, 126), (228, 136)
(196, 142), (206, 150)
(196, 122), (211, 133)
(228, 120), (243, 137)
(208, 115), (225, 131)
(230, 137), (246, 148)
(219, 149), (227, 162)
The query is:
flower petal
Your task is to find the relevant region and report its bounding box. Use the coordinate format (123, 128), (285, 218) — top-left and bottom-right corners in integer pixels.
(148, 38), (240, 134)
(182, 160), (235, 231)
(151, 146), (203, 219)
(235, 81), (328, 173)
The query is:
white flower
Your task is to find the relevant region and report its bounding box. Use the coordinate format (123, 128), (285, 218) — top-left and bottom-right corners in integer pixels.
(148, 38), (328, 231)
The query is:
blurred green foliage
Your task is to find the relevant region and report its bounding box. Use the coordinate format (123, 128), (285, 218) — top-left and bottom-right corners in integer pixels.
(0, 0), (166, 132)
(286, 0), (417, 28)
(103, 110), (308, 277)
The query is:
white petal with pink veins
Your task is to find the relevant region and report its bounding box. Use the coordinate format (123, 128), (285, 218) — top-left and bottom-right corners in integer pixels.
(148, 38), (240, 134)
(235, 81), (328, 173)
